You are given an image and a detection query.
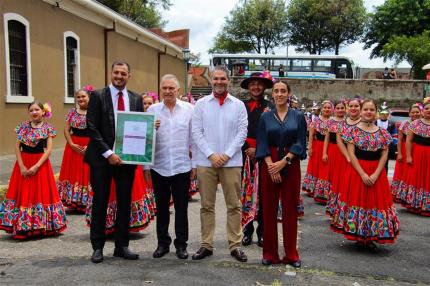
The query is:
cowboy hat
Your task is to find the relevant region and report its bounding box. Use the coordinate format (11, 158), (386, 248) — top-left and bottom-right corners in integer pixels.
(240, 72), (274, 89)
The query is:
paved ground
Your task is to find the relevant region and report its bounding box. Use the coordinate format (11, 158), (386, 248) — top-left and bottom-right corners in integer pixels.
(0, 150), (429, 286)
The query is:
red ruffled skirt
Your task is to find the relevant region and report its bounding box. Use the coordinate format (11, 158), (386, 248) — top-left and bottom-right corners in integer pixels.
(326, 142), (350, 217)
(330, 159), (400, 244)
(398, 143), (430, 216)
(85, 166), (156, 233)
(302, 139), (330, 203)
(390, 140), (407, 203)
(0, 152), (67, 239)
(57, 135), (90, 212)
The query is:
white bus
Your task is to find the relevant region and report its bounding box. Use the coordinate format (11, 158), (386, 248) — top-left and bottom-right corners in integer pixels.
(210, 53), (355, 79)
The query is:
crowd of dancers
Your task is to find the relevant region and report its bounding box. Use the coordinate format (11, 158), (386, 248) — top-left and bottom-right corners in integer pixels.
(0, 67), (428, 266)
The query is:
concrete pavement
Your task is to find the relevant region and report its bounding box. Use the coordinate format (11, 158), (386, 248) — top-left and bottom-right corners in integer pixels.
(0, 151), (429, 285)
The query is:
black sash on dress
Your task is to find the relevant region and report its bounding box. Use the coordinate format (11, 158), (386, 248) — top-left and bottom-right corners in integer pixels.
(354, 148), (382, 161)
(413, 135), (430, 146)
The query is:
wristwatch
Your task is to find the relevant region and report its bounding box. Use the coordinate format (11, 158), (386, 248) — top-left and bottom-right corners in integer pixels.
(284, 156), (292, 165)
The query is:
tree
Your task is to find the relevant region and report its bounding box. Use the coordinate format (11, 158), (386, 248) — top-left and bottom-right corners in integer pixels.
(210, 0), (289, 54)
(287, 0), (331, 55)
(287, 0), (366, 55)
(325, 0), (367, 55)
(363, 0), (430, 59)
(381, 31), (430, 79)
(97, 0), (171, 28)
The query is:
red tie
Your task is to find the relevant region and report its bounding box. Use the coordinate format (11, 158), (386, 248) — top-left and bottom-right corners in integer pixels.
(117, 91), (125, 111)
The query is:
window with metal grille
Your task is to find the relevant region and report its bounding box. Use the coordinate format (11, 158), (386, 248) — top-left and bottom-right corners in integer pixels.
(8, 20), (28, 96)
(66, 36), (78, 98)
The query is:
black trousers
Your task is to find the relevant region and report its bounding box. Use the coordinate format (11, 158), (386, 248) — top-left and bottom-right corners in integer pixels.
(89, 164), (136, 250)
(151, 170), (190, 249)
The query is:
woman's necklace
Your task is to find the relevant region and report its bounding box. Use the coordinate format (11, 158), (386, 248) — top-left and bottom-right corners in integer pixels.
(77, 106), (87, 115)
(361, 120), (374, 127)
(31, 121), (43, 128)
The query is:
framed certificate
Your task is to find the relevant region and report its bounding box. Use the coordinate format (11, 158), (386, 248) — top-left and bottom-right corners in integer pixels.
(114, 111), (156, 165)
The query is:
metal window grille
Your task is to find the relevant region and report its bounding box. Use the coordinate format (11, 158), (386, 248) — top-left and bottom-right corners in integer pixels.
(8, 20), (28, 96)
(66, 36), (77, 98)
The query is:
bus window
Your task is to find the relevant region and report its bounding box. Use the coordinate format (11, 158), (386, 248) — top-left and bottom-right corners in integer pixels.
(313, 60), (332, 72)
(334, 60), (351, 78)
(213, 57), (222, 66)
(292, 59), (312, 71)
(252, 59), (267, 71)
(273, 59), (289, 71)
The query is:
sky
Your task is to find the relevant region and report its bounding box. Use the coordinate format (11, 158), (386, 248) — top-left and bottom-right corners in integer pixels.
(163, 0), (410, 68)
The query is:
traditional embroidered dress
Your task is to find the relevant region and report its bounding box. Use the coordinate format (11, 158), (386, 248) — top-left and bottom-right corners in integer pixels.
(391, 120), (411, 203)
(241, 98), (269, 234)
(57, 108), (90, 212)
(325, 119), (349, 217)
(86, 166), (156, 233)
(330, 127), (400, 244)
(398, 119), (430, 216)
(302, 116), (330, 203)
(0, 122), (67, 239)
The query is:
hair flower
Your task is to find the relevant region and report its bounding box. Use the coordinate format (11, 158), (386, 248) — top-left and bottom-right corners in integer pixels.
(84, 85), (94, 92)
(43, 102), (52, 119)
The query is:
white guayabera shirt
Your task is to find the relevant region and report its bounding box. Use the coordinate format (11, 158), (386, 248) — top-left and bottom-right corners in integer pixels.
(146, 99), (194, 176)
(191, 93), (248, 168)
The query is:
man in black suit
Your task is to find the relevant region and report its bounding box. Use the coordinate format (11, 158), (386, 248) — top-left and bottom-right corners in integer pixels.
(85, 61), (143, 263)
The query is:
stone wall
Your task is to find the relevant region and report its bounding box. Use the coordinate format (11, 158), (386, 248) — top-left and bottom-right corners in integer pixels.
(229, 77), (429, 108)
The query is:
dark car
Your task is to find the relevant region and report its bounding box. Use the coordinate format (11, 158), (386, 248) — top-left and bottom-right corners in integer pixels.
(388, 109), (409, 159)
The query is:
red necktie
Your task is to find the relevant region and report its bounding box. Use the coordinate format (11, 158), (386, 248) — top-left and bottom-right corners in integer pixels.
(117, 91), (125, 111)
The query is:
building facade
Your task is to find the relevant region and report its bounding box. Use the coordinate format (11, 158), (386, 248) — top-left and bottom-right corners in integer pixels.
(0, 0), (188, 154)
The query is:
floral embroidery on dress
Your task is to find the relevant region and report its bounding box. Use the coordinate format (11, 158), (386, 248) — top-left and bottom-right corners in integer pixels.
(399, 120), (411, 136)
(409, 119), (430, 138)
(66, 108), (87, 129)
(327, 118), (345, 134)
(15, 121), (57, 147)
(309, 116), (328, 134)
(342, 126), (392, 151)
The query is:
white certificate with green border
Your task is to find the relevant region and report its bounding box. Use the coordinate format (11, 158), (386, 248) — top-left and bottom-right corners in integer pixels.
(114, 111), (155, 165)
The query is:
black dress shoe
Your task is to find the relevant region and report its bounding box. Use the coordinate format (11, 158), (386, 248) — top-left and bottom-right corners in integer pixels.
(257, 236), (263, 248)
(191, 247), (213, 260)
(288, 260), (302, 268)
(91, 249), (103, 263)
(241, 235), (252, 246)
(261, 258), (272, 266)
(113, 247), (139, 260)
(176, 248), (188, 259)
(153, 246), (170, 258)
(230, 248), (247, 262)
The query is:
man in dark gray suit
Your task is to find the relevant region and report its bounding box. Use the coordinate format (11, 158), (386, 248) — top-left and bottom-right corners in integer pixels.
(85, 61), (142, 263)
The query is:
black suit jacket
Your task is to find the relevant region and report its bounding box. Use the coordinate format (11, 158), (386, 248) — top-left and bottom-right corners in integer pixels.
(84, 86), (143, 167)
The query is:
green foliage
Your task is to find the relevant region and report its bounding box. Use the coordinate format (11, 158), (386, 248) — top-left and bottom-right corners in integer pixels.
(210, 0), (289, 54)
(363, 0), (430, 59)
(287, 0), (366, 55)
(325, 0), (367, 55)
(381, 31), (430, 79)
(97, 0), (171, 28)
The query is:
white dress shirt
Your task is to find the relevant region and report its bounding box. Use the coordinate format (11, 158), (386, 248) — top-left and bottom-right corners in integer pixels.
(192, 93), (248, 167)
(146, 99), (194, 177)
(102, 84), (131, 158)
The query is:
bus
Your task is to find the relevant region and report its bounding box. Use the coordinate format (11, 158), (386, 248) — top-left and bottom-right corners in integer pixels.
(210, 53), (355, 79)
